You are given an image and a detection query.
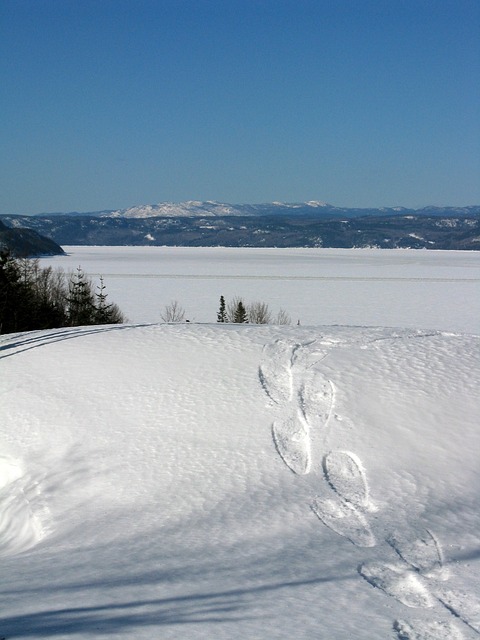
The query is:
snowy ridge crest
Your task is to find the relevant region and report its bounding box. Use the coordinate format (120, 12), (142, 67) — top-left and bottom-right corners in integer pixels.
(97, 200), (480, 219)
(107, 201), (242, 218)
(103, 200), (335, 218)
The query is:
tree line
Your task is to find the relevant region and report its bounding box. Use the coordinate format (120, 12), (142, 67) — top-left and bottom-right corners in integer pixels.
(1, 252), (293, 335)
(216, 295), (291, 324)
(161, 295), (291, 325)
(0, 252), (125, 334)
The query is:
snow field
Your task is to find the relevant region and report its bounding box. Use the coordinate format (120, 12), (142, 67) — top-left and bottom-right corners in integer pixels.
(39, 246), (480, 333)
(0, 323), (479, 639)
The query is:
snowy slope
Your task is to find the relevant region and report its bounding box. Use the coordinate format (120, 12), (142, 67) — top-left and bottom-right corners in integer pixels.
(106, 201), (243, 218)
(1, 323), (479, 639)
(83, 201), (479, 219)
(103, 201), (332, 218)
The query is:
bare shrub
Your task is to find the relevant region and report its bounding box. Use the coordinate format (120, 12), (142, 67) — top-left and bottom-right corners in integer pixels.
(276, 308), (291, 325)
(247, 301), (272, 324)
(161, 300), (186, 323)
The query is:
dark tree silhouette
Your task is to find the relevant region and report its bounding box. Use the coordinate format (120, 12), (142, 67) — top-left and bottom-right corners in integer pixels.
(233, 300), (248, 324)
(0, 254), (124, 334)
(217, 295), (227, 322)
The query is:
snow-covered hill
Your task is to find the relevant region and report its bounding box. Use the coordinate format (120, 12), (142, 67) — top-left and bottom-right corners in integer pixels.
(98, 201), (480, 219)
(1, 323), (479, 639)
(107, 201), (244, 218)
(104, 201), (332, 218)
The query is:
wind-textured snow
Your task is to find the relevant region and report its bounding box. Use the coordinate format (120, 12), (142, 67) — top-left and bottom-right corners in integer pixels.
(1, 321), (479, 639)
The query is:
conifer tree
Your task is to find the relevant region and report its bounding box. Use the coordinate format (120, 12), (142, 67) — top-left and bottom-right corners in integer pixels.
(217, 295), (227, 322)
(233, 299), (248, 323)
(94, 276), (125, 324)
(0, 251), (31, 333)
(66, 266), (96, 326)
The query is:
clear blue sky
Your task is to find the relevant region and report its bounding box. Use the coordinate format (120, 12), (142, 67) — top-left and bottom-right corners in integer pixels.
(1, 0), (479, 214)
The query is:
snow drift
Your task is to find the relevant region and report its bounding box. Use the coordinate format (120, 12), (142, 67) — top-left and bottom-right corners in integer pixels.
(1, 323), (479, 639)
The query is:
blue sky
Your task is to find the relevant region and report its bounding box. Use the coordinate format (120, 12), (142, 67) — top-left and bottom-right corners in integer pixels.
(1, 0), (479, 214)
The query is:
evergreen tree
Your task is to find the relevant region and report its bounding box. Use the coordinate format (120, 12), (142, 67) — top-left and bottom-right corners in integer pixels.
(217, 295), (227, 322)
(0, 250), (32, 333)
(66, 266), (96, 326)
(19, 258), (67, 329)
(94, 276), (125, 324)
(233, 299), (248, 323)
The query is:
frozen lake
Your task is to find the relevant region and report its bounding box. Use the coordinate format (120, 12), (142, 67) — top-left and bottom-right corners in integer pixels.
(40, 246), (480, 333)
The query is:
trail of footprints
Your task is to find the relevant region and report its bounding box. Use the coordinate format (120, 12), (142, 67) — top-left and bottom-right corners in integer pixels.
(259, 338), (478, 639)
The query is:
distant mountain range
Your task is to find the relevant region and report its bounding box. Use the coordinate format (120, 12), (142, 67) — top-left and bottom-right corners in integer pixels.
(1, 201), (479, 253)
(24, 200), (480, 220)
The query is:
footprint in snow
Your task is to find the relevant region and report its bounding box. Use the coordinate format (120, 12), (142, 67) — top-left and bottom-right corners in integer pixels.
(259, 339), (295, 405)
(386, 529), (449, 581)
(260, 339), (333, 476)
(311, 495), (376, 548)
(297, 368), (334, 430)
(310, 450), (376, 547)
(365, 530), (478, 636)
(393, 618), (465, 640)
(322, 450), (374, 511)
(358, 560), (435, 608)
(272, 413), (311, 475)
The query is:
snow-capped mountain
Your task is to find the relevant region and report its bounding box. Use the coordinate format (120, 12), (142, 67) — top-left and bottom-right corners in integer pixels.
(1, 202), (479, 253)
(96, 201), (480, 219)
(103, 200), (335, 218)
(106, 201), (241, 218)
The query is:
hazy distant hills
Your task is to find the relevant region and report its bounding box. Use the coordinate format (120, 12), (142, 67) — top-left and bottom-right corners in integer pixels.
(1, 201), (479, 251)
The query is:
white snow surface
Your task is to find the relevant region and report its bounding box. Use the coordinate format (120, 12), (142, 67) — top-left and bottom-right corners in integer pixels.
(2, 248), (480, 639)
(1, 321), (479, 639)
(39, 247), (480, 333)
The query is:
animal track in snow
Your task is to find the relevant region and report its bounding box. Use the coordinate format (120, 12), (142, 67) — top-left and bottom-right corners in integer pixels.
(311, 495), (376, 548)
(0, 456), (50, 556)
(393, 618), (465, 640)
(387, 529), (449, 581)
(322, 450), (373, 511)
(272, 414), (311, 475)
(358, 561), (435, 608)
